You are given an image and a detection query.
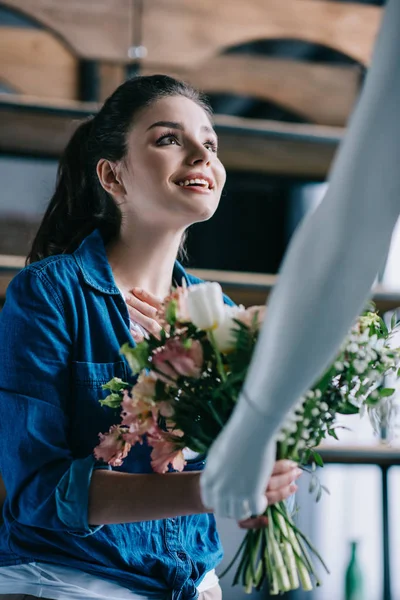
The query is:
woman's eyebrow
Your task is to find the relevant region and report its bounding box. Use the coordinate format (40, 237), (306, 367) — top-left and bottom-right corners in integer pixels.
(146, 121), (216, 135)
(147, 120), (183, 131)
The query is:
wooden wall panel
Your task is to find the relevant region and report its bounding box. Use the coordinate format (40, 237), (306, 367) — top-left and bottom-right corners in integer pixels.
(0, 27), (77, 99)
(143, 56), (361, 127)
(142, 0), (381, 68)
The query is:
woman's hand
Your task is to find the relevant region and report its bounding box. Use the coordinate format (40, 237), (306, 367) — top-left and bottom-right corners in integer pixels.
(125, 288), (163, 342)
(237, 460), (301, 530)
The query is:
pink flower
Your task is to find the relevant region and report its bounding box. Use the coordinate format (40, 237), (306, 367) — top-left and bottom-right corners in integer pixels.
(152, 338), (203, 381)
(148, 428), (187, 474)
(93, 425), (131, 467)
(132, 372), (157, 401)
(120, 387), (158, 444)
(158, 286), (190, 330)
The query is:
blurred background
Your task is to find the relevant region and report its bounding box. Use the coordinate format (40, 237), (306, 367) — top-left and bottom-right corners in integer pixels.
(1, 1), (400, 599)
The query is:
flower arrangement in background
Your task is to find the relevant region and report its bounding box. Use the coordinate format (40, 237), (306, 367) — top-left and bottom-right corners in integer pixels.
(94, 283), (400, 594)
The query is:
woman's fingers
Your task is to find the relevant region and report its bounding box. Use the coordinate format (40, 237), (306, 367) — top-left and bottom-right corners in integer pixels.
(125, 293), (159, 319)
(125, 292), (163, 339)
(266, 482), (298, 505)
(266, 466), (302, 492)
(264, 463), (302, 506)
(271, 459), (298, 475)
(127, 306), (162, 338)
(131, 288), (163, 310)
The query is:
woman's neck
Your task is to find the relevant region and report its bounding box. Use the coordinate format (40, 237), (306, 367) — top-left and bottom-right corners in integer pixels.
(106, 224), (184, 299)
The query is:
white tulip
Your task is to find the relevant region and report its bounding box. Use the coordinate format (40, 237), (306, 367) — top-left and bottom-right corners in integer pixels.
(187, 282), (226, 331)
(212, 305), (244, 352)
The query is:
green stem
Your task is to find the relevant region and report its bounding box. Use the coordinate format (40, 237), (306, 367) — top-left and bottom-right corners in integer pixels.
(271, 503), (318, 590)
(208, 330), (227, 382)
(274, 504), (330, 574)
(273, 511), (300, 590)
(218, 534), (248, 579)
(296, 556), (314, 591)
(267, 507), (291, 592)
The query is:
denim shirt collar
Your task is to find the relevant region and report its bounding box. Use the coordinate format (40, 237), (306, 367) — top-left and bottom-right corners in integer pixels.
(73, 229), (190, 295)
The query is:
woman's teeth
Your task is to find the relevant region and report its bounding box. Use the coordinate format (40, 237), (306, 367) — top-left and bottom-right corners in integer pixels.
(178, 179), (210, 188)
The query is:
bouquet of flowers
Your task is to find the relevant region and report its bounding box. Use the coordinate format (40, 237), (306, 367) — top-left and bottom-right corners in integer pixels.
(94, 282), (400, 595)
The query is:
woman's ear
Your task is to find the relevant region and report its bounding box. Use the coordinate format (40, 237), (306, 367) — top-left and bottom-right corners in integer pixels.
(96, 159), (126, 197)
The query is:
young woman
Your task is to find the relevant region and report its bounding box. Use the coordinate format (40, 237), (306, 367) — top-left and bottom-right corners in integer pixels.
(0, 75), (300, 600)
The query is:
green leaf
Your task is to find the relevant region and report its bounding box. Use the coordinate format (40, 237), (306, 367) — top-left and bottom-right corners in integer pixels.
(379, 317), (389, 337)
(102, 376), (129, 392)
(120, 341), (150, 374)
(391, 313), (397, 330)
(312, 452), (324, 468)
(165, 299), (177, 326)
(337, 402), (360, 415)
(327, 428), (339, 441)
(308, 477), (317, 494)
(182, 338), (192, 350)
(99, 392), (123, 409)
(380, 388), (395, 398)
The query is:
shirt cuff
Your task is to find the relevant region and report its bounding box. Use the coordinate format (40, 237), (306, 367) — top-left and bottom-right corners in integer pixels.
(55, 454), (111, 537)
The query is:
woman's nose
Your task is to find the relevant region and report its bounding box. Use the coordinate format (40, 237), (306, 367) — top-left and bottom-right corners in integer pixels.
(186, 143), (211, 166)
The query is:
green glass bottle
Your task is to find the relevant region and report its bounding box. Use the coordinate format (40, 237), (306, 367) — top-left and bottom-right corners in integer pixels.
(345, 541), (364, 600)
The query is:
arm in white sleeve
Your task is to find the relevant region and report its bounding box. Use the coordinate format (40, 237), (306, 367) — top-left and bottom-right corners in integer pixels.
(201, 0), (400, 519)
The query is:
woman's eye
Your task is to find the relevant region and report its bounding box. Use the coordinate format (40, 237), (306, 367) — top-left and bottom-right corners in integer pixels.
(205, 141), (218, 153)
(156, 134), (179, 146)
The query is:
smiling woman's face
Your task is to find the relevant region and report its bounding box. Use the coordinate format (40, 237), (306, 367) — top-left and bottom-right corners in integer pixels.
(118, 94), (226, 230)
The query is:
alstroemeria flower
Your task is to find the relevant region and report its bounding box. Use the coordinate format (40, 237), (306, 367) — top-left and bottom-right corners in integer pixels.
(158, 285), (190, 330)
(148, 428), (187, 474)
(235, 305), (265, 330)
(93, 424), (131, 467)
(152, 338), (203, 381)
(132, 372), (157, 402)
(120, 387), (158, 445)
(187, 282), (225, 331)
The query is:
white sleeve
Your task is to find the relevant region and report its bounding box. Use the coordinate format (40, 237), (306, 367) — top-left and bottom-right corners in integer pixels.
(243, 0), (400, 435)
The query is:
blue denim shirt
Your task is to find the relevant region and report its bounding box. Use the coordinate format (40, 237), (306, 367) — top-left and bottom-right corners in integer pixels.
(0, 230), (234, 600)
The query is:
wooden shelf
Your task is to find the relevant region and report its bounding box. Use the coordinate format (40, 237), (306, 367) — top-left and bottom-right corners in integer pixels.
(318, 443), (400, 467)
(0, 94), (342, 178)
(2, 258), (400, 312)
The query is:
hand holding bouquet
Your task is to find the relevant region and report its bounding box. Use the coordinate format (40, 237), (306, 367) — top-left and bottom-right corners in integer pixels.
(95, 282), (400, 594)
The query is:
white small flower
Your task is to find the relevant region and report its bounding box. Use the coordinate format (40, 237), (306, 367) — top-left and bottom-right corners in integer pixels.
(320, 402), (329, 411)
(348, 343), (359, 353)
(306, 391), (315, 399)
(287, 437), (295, 445)
(302, 431), (310, 440)
(353, 360), (368, 374)
(311, 408), (319, 417)
(303, 418), (310, 427)
(334, 361), (344, 371)
(367, 370), (381, 382)
(358, 330), (370, 343)
(276, 432), (287, 442)
(297, 440), (306, 450)
(314, 389), (322, 399)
